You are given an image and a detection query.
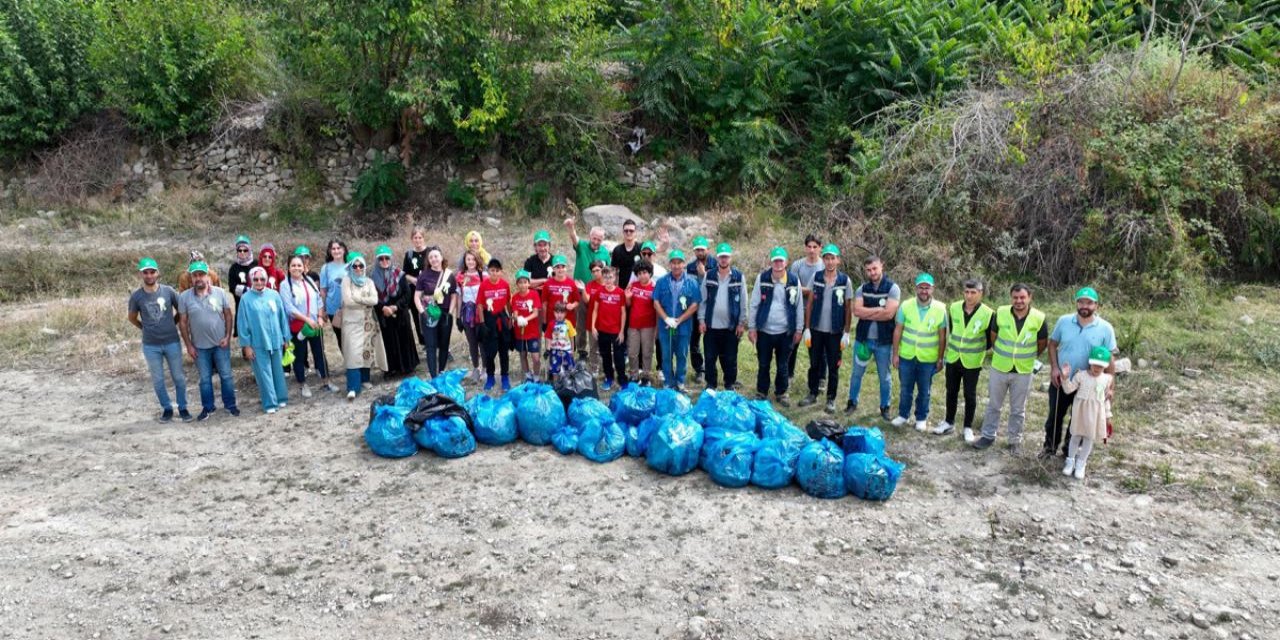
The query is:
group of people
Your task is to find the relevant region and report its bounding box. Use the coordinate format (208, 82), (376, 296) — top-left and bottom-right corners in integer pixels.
(130, 220), (1118, 478)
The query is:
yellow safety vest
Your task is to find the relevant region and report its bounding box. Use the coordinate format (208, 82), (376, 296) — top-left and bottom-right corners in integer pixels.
(945, 301), (993, 368)
(898, 298), (946, 363)
(990, 306), (1045, 374)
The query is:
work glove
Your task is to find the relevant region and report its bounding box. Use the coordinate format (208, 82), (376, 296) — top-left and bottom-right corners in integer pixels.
(803, 328), (812, 348)
(516, 316), (528, 328)
(664, 317), (679, 330)
(840, 332), (850, 349)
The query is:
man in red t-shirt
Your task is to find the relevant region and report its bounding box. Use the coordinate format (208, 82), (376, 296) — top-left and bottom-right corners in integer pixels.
(510, 270), (543, 382)
(477, 258), (512, 391)
(591, 266), (628, 389)
(625, 260), (658, 386)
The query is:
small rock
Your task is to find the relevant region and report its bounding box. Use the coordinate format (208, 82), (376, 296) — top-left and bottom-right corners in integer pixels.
(1233, 295), (1247, 304)
(685, 616), (708, 640)
(258, 211), (271, 221)
(1113, 357), (1132, 374)
(777, 555), (799, 566)
(1137, 358), (1150, 368)
(1024, 609), (1040, 622)
(482, 168), (501, 183)
(560, 563), (576, 573)
(485, 217), (501, 229)
(364, 148), (377, 161)
(684, 591), (699, 604)
(1181, 368), (1202, 379)
(371, 593), (393, 605)
(1240, 314), (1254, 326)
(1093, 601), (1110, 619)
(1160, 555), (1180, 568)
(1190, 612), (1210, 629)
(40, 327), (59, 336)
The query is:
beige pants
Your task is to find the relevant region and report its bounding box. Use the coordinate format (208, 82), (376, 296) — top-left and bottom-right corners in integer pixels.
(628, 327), (656, 380)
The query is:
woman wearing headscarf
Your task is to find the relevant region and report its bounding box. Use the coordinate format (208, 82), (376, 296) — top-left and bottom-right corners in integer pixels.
(414, 247), (456, 379)
(338, 252), (385, 400)
(282, 254), (337, 398)
(236, 266), (291, 414)
(371, 244), (420, 376)
(257, 243), (286, 290)
(459, 230), (493, 271)
(178, 250), (222, 292)
(319, 239), (349, 353)
(228, 235), (257, 336)
(455, 249), (485, 383)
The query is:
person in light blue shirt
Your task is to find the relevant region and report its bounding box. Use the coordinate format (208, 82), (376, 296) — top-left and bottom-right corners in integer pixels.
(1043, 287), (1117, 459)
(319, 239), (349, 354)
(237, 266), (292, 413)
(654, 250), (702, 393)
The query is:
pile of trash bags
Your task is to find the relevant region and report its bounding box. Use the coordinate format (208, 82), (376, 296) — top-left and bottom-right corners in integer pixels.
(364, 378), (905, 501)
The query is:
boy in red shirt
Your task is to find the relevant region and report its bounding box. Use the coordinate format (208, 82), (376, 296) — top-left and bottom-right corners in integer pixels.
(581, 259), (606, 368)
(477, 258), (512, 392)
(510, 270), (543, 383)
(543, 254), (579, 335)
(625, 260), (658, 386)
(591, 266), (628, 389)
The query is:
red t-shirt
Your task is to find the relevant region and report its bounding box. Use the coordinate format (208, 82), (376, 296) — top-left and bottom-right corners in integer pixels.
(511, 289), (542, 340)
(593, 286), (625, 334)
(584, 279), (604, 317)
(627, 281), (656, 329)
(543, 277), (580, 316)
(477, 277), (511, 320)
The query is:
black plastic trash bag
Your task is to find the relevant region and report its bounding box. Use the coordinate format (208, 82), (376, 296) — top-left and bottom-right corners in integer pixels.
(554, 364), (598, 410)
(368, 394), (397, 422)
(804, 419), (847, 444)
(842, 426), (886, 457)
(466, 395), (517, 445)
(433, 369), (468, 405)
(405, 393), (474, 433)
(365, 404), (416, 458)
(515, 383), (565, 446)
(844, 453), (905, 501)
(654, 388), (692, 416)
(416, 416), (477, 459)
(551, 422), (581, 455)
(578, 418), (626, 463)
(703, 430), (760, 488)
(395, 378), (436, 408)
(625, 415), (662, 457)
(611, 383), (657, 425)
(646, 415), (704, 476)
(796, 439), (847, 499)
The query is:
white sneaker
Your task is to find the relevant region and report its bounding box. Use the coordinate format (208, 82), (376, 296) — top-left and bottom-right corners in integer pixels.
(1063, 458), (1076, 476)
(962, 427), (976, 443)
(914, 420), (928, 432)
(325, 382), (339, 393)
(890, 416), (908, 427)
(1073, 462), (1087, 480)
(266, 408), (277, 415)
(278, 402), (287, 408)
(346, 390), (356, 401)
(301, 385), (313, 398)
(933, 421), (954, 435)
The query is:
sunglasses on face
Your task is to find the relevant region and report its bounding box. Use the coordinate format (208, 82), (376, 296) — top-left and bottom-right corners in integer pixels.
(237, 248), (250, 253)
(352, 264), (365, 270)
(251, 277), (266, 282)
(378, 257), (391, 261)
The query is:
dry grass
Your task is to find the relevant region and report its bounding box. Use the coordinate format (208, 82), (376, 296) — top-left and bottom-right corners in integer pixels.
(0, 295), (140, 373)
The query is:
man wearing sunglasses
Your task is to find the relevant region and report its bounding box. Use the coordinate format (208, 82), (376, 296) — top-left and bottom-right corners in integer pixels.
(610, 218), (643, 291)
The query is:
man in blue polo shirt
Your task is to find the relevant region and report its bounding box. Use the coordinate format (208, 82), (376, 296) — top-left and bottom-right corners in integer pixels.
(1043, 287), (1117, 459)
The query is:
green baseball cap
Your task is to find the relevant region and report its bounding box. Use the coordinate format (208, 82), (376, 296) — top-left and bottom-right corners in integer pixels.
(137, 257), (158, 272)
(1075, 286), (1099, 303)
(348, 252), (366, 264)
(641, 241), (657, 252)
(294, 245), (311, 257)
(821, 243), (840, 257)
(769, 247), (788, 262)
(668, 249), (686, 262)
(915, 273), (935, 287)
(715, 242), (733, 257)
(551, 254), (568, 267)
(533, 230), (552, 244)
(234, 235), (250, 246)
(515, 269), (531, 281)
(187, 261), (209, 274)
(692, 235), (710, 250)
(1088, 345), (1112, 366)
(375, 244), (393, 259)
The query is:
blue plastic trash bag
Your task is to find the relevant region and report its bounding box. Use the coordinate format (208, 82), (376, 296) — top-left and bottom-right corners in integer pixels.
(746, 399), (788, 432)
(551, 423), (580, 454)
(694, 390), (753, 433)
(395, 377), (437, 408)
(433, 369), (468, 405)
(506, 381), (538, 405)
(844, 453), (905, 501)
(365, 405), (417, 458)
(654, 388), (692, 416)
(760, 420), (811, 451)
(415, 415), (477, 459)
(702, 430), (760, 488)
(751, 437), (803, 489)
(842, 426), (887, 457)
(515, 383), (565, 446)
(625, 415), (662, 457)
(568, 397), (613, 429)
(611, 383), (657, 425)
(646, 415), (704, 476)
(689, 389), (719, 425)
(466, 395), (517, 445)
(796, 439), (847, 499)
(578, 418), (626, 463)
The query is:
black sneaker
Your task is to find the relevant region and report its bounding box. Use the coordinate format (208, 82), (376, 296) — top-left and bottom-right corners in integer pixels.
(775, 395), (791, 408)
(798, 394), (818, 407)
(971, 436), (995, 450)
(159, 409), (173, 423)
(227, 406), (240, 417)
(179, 409), (193, 423)
(1036, 448), (1053, 460)
(879, 406), (892, 421)
(197, 408), (214, 422)
(844, 400), (858, 415)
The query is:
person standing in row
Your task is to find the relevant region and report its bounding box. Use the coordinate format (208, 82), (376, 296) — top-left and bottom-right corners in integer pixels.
(455, 250), (486, 383)
(972, 284), (1046, 454)
(256, 243), (285, 291)
(788, 234), (825, 389)
(340, 253), (383, 400)
(846, 256), (900, 418)
(654, 250), (701, 393)
(372, 245), (420, 377)
(591, 266), (628, 390)
(891, 273), (947, 431)
(228, 235), (256, 337)
(543, 255), (580, 331)
(686, 236), (712, 383)
(319, 239), (349, 353)
(610, 218), (643, 291)
(463, 230), (493, 269)
(1060, 346), (1114, 480)
(237, 266), (290, 414)
(178, 261), (238, 420)
(510, 270), (543, 382)
(748, 247), (804, 407)
(177, 250), (221, 292)
(566, 217), (609, 363)
(413, 247), (454, 379)
(800, 244), (853, 413)
(625, 261), (658, 386)
(402, 228), (431, 348)
(294, 246), (319, 283)
(478, 259), (513, 391)
(698, 243), (747, 391)
(583, 259), (606, 368)
(1044, 287), (1117, 459)
(282, 255), (336, 398)
(935, 279), (993, 442)
(523, 230), (554, 291)
(129, 257), (191, 423)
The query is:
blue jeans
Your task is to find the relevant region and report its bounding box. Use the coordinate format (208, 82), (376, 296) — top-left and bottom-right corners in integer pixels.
(142, 341), (187, 411)
(195, 346), (237, 412)
(897, 357), (937, 421)
(249, 348), (288, 410)
(657, 328), (690, 387)
(345, 367), (371, 394)
(848, 340), (892, 408)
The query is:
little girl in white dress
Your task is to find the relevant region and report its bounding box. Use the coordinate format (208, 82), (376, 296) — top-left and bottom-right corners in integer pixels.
(1059, 345), (1114, 480)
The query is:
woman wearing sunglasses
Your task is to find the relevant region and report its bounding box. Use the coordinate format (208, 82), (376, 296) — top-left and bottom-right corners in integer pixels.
(236, 266), (291, 414)
(228, 234), (257, 337)
(338, 252), (385, 399)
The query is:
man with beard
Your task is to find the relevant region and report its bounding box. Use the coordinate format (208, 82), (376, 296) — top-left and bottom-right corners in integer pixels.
(178, 261), (239, 420)
(129, 257), (191, 423)
(890, 273), (947, 431)
(972, 283), (1047, 455)
(1043, 287), (1117, 459)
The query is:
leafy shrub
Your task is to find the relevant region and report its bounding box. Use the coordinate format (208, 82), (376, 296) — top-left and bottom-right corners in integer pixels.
(89, 0), (260, 139)
(353, 154), (407, 211)
(444, 179), (476, 210)
(0, 0), (99, 152)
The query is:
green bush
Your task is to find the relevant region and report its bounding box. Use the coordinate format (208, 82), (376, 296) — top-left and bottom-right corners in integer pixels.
(353, 154), (407, 211)
(444, 178), (477, 210)
(0, 0), (99, 152)
(89, 0), (260, 139)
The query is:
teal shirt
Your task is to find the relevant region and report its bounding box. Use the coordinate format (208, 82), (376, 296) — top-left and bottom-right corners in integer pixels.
(573, 239), (610, 283)
(236, 288), (290, 352)
(895, 299), (937, 324)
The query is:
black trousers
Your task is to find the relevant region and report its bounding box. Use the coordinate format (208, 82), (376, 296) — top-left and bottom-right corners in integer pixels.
(944, 360), (982, 428)
(755, 331), (793, 396)
(808, 330), (841, 400)
(1044, 384), (1076, 455)
(481, 319), (509, 376)
(689, 320), (704, 375)
(703, 327), (739, 389)
(597, 332), (627, 384)
(421, 313), (453, 378)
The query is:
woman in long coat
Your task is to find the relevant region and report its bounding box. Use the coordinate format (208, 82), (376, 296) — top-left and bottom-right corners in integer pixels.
(338, 253), (385, 400)
(371, 244), (420, 376)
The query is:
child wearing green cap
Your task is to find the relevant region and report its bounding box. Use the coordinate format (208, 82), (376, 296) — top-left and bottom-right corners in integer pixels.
(1058, 346), (1115, 480)
(511, 270), (543, 382)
